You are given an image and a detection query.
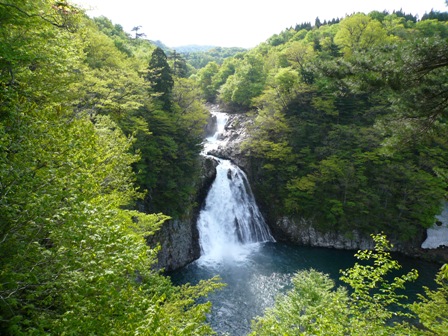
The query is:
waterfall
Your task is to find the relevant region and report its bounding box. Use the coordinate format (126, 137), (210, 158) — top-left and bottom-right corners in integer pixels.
(198, 107), (274, 263)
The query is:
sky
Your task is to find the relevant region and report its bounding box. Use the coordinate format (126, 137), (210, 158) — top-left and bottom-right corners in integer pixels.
(73, 0), (447, 48)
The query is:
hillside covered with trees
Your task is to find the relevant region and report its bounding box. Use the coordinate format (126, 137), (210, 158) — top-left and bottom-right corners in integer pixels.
(0, 0), (219, 334)
(194, 9), (448, 244)
(1, 0), (448, 334)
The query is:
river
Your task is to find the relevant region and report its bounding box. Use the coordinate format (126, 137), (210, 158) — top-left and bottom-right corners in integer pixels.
(170, 242), (439, 335)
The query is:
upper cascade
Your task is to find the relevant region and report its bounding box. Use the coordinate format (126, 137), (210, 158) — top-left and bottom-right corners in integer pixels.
(202, 105), (229, 155)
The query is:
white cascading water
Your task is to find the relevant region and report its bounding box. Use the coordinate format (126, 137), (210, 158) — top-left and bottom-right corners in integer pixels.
(198, 107), (275, 263)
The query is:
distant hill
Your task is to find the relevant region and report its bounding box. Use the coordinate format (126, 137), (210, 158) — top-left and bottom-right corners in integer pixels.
(173, 45), (217, 53)
(178, 46), (247, 69)
(149, 40), (171, 52)
(148, 42), (217, 54)
(145, 41), (246, 69)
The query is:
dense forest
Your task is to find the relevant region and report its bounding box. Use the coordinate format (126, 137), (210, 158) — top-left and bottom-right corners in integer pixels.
(195, 8), (448, 243)
(1, 0), (447, 334)
(0, 1), (220, 334)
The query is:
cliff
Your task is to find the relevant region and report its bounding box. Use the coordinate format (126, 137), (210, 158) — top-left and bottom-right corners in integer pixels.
(146, 155), (218, 271)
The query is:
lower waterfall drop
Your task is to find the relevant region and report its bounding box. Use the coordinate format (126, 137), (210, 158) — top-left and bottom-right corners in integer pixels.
(198, 109), (274, 264)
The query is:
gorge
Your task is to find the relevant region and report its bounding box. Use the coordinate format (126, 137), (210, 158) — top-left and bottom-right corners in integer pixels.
(3, 4), (447, 333)
(150, 102), (448, 275)
(169, 105), (441, 335)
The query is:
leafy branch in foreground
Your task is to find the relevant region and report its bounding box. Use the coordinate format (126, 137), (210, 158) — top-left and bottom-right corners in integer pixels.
(251, 234), (448, 335)
(0, 1), (221, 332)
(340, 233), (418, 323)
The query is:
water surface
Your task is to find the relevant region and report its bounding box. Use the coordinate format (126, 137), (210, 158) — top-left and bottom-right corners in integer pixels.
(170, 242), (439, 336)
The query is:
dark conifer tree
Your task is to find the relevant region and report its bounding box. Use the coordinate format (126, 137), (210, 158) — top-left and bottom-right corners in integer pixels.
(146, 47), (174, 110)
(169, 50), (189, 78)
(422, 10), (448, 22)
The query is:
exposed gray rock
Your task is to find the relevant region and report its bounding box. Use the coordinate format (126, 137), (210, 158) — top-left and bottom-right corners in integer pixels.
(274, 217), (375, 250)
(204, 114), (218, 137)
(207, 113), (254, 169)
(146, 155), (219, 271)
(273, 216), (429, 255)
(146, 218), (199, 272)
(196, 155), (219, 206)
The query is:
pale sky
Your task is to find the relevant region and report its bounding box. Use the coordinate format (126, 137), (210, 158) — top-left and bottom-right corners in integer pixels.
(73, 0), (447, 48)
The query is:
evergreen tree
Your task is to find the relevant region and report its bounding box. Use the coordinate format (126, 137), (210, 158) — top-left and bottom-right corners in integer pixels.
(146, 47), (174, 110)
(169, 50), (189, 77)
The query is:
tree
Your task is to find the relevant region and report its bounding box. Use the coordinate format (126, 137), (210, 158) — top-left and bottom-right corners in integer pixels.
(131, 25), (146, 39)
(169, 50), (189, 77)
(219, 53), (266, 108)
(250, 235), (421, 335)
(334, 13), (391, 56)
(0, 96), (221, 335)
(410, 264), (448, 335)
(196, 61), (220, 101)
(75, 20), (148, 118)
(146, 47), (174, 111)
(0, 2), (221, 333)
(284, 41), (314, 71)
(131, 76), (208, 217)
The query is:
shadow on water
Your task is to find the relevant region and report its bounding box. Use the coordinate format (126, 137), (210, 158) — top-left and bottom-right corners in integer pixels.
(169, 242), (440, 336)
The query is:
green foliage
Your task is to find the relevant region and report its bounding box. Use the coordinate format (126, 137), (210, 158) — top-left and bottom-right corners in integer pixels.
(131, 76), (208, 217)
(197, 10), (448, 240)
(334, 13), (392, 56)
(146, 47), (174, 111)
(410, 265), (448, 335)
(250, 269), (350, 335)
(0, 1), (219, 334)
(340, 234), (418, 321)
(250, 235), (429, 335)
(196, 61), (220, 101)
(64, 14), (207, 220)
(219, 53), (266, 108)
(182, 46), (246, 69)
(168, 50), (189, 78)
(0, 97), (219, 335)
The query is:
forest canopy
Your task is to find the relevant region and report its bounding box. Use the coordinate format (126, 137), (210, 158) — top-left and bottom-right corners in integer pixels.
(0, 1), (217, 334)
(193, 9), (448, 242)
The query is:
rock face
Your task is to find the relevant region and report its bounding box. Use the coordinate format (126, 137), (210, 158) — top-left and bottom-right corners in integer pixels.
(146, 155), (219, 271)
(207, 113), (253, 169)
(272, 216), (431, 256)
(146, 218), (200, 272)
(204, 113), (218, 138)
(274, 217), (375, 250)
